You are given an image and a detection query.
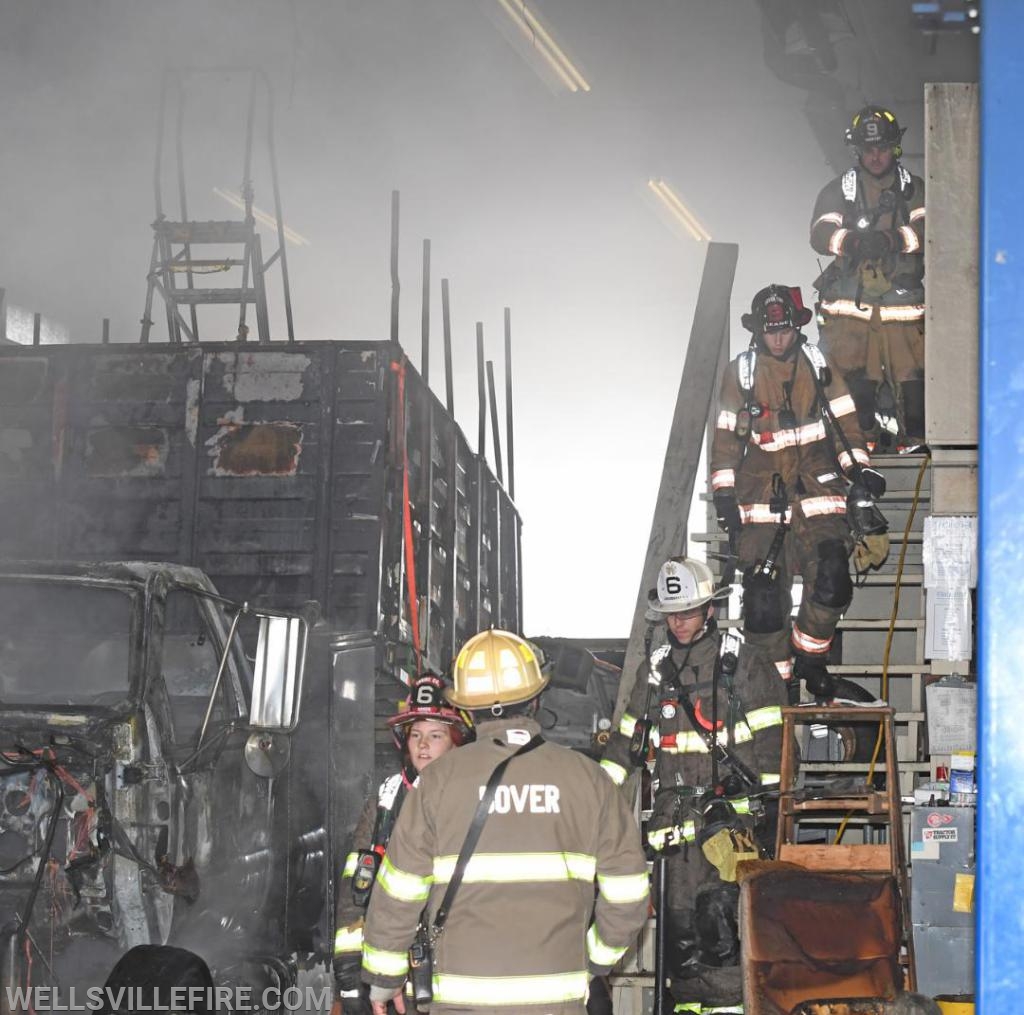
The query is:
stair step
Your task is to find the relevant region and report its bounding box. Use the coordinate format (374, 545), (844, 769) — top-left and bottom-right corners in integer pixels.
(697, 532), (922, 546)
(154, 219), (255, 244)
(158, 258), (246, 269)
(162, 288), (259, 305)
(839, 618), (923, 630)
(718, 616), (923, 631)
(797, 760), (931, 773)
(870, 452), (933, 466)
(830, 663), (930, 674)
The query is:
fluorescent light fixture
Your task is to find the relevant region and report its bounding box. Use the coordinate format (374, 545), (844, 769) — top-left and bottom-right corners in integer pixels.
(212, 188), (310, 246)
(647, 179), (712, 242)
(495, 0), (590, 93)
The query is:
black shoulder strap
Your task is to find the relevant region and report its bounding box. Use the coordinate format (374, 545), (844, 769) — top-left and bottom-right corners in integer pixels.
(431, 734), (544, 936)
(803, 347), (861, 482)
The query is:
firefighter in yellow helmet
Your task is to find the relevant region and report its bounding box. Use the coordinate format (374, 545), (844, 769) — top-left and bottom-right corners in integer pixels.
(361, 629), (649, 1014)
(810, 104), (927, 450)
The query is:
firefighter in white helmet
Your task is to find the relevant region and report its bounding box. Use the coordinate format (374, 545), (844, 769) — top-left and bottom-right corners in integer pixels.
(361, 629), (649, 1014)
(600, 557), (784, 1013)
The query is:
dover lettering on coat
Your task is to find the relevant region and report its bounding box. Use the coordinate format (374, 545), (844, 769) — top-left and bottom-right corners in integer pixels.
(478, 784), (561, 814)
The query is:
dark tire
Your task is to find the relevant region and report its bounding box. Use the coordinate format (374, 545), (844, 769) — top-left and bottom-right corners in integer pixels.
(830, 676), (882, 765)
(102, 945), (214, 1012)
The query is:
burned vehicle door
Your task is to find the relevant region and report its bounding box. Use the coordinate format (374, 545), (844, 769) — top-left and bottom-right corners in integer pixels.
(152, 584), (277, 953)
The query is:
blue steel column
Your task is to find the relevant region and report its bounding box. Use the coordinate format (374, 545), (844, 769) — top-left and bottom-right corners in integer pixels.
(979, 5), (1024, 1009)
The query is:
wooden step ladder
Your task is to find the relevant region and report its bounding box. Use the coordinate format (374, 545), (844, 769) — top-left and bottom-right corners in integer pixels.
(775, 703), (916, 990)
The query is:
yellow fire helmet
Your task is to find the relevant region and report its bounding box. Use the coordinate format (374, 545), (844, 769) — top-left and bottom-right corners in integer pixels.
(447, 629), (549, 710)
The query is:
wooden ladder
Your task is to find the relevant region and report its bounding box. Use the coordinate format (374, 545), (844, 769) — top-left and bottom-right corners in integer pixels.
(775, 703), (916, 990)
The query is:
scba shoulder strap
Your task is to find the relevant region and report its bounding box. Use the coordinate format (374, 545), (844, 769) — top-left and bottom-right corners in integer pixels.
(737, 349), (757, 394)
(842, 164), (914, 223)
(800, 342), (830, 384)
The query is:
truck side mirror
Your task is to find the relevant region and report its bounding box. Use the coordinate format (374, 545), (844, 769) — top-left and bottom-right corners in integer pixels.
(248, 612), (309, 732)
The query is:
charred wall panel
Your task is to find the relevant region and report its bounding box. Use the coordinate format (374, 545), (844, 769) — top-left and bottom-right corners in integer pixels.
(453, 440), (479, 653)
(194, 348), (329, 609)
(427, 408), (457, 669)
(497, 490), (522, 632)
(0, 356), (61, 556)
(57, 349), (199, 561)
(0, 342), (519, 656)
(477, 467), (500, 631)
(328, 347), (388, 633)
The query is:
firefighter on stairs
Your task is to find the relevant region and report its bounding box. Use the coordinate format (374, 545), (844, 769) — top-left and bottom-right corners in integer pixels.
(710, 284), (889, 703)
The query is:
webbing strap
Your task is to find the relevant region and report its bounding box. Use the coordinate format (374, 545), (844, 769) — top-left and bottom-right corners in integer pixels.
(432, 735), (544, 936)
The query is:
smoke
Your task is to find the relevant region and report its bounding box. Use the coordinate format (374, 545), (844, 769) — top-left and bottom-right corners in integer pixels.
(0, 1), (975, 637)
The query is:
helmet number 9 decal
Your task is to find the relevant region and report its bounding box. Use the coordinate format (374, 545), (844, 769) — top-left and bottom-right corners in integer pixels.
(414, 682), (437, 707)
(664, 575), (683, 596)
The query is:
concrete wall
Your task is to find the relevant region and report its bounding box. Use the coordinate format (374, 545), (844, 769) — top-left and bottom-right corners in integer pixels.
(925, 82), (979, 453)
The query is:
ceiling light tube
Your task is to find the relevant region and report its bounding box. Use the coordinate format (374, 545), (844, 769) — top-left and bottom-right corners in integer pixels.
(649, 179), (711, 241)
(655, 180), (711, 241)
(648, 180), (704, 242)
(648, 180), (700, 240)
(511, 0), (590, 91)
(495, 0), (590, 93)
(213, 188), (310, 246)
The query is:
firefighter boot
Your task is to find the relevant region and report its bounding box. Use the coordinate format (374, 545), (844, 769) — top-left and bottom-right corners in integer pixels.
(900, 377), (926, 449)
(794, 654), (836, 702)
(847, 371), (880, 448)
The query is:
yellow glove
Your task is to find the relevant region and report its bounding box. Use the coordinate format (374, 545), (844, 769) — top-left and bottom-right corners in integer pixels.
(854, 533), (890, 573)
(701, 827), (760, 882)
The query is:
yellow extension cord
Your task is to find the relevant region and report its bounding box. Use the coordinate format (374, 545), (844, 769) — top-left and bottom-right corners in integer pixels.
(834, 450), (931, 844)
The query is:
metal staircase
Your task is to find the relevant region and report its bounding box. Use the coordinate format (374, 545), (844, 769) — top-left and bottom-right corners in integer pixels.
(698, 449), (935, 800)
(139, 69), (295, 345)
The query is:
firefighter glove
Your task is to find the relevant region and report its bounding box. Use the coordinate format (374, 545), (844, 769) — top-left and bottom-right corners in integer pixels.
(854, 533), (891, 573)
(859, 466), (886, 499)
(713, 492), (742, 536)
(857, 229), (892, 260)
(794, 655), (836, 702)
(846, 484), (888, 537)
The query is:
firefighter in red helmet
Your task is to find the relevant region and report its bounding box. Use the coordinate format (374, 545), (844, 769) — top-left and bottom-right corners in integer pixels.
(710, 285), (888, 702)
(332, 675), (472, 1013)
(810, 104), (927, 450)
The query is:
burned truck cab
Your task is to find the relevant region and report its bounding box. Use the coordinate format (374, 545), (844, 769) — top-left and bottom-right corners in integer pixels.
(0, 559), (312, 992)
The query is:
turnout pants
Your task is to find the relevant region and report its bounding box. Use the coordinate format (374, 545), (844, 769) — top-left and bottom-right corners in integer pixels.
(737, 514), (853, 680)
(656, 847), (743, 1009)
(818, 309), (925, 443)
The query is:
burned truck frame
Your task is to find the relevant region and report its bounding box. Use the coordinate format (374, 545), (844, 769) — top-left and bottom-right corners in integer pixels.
(0, 340), (520, 986)
(0, 561), (311, 993)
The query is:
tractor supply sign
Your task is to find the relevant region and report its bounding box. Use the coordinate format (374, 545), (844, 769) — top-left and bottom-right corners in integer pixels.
(922, 826), (959, 842)
(4, 986), (332, 1013)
